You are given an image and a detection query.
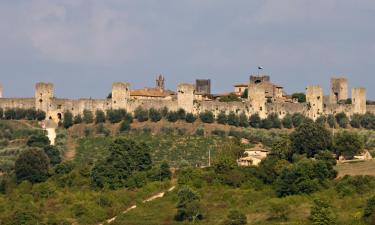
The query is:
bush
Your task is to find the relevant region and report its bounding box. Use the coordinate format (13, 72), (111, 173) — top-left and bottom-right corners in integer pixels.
(212, 129), (226, 137)
(282, 114), (293, 129)
(134, 107), (149, 122)
(185, 113), (197, 123)
(327, 114), (336, 128)
(336, 176), (375, 196)
(25, 109), (37, 120)
(73, 114), (83, 124)
(15, 149), (50, 183)
(219, 93), (241, 102)
(149, 108), (162, 122)
(83, 110), (94, 124)
(4, 108), (16, 120)
(238, 113), (249, 128)
(334, 131), (363, 159)
(161, 107), (169, 118)
(36, 110), (46, 121)
(350, 114), (362, 128)
(291, 113), (307, 128)
(95, 110), (106, 124)
(260, 118), (272, 129)
(167, 111), (179, 122)
(106, 109), (124, 123)
(0, 108), (3, 119)
(249, 114), (261, 128)
(223, 210), (247, 225)
(335, 112), (349, 128)
(119, 121), (131, 133)
(360, 113), (375, 130)
(316, 115), (327, 127)
(309, 199), (336, 225)
(195, 128), (205, 136)
(217, 111), (228, 125)
(27, 134), (50, 148)
(292, 93), (306, 103)
(364, 196), (375, 219)
(43, 145), (62, 166)
(63, 111), (73, 129)
(200, 111), (214, 123)
(227, 112), (239, 126)
(96, 124), (110, 136)
(268, 113), (282, 128)
(177, 108), (186, 120)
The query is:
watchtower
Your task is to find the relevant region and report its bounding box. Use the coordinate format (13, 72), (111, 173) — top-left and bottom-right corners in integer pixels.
(177, 83), (195, 113)
(112, 82), (130, 110)
(0, 84), (3, 98)
(352, 87), (366, 114)
(248, 84), (266, 118)
(195, 79), (211, 95)
(35, 82), (54, 112)
(250, 75), (270, 84)
(330, 77), (348, 104)
(156, 75), (165, 91)
(306, 85), (323, 120)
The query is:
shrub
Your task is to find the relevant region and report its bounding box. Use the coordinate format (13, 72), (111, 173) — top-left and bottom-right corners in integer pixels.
(63, 111), (73, 128)
(336, 176), (375, 196)
(95, 110), (106, 124)
(4, 108), (16, 120)
(96, 124), (110, 136)
(15, 108), (27, 120)
(335, 112), (349, 128)
(309, 199), (336, 225)
(119, 121), (131, 133)
(175, 186), (203, 222)
(334, 131), (363, 159)
(316, 115), (327, 127)
(195, 128), (205, 136)
(185, 113), (197, 123)
(282, 114), (293, 129)
(364, 196), (375, 219)
(238, 113), (249, 127)
(360, 113), (375, 130)
(249, 114), (261, 128)
(268, 113), (282, 128)
(223, 210), (247, 225)
(327, 114), (336, 128)
(350, 114), (362, 128)
(83, 110), (94, 124)
(106, 109), (123, 123)
(0, 108), (3, 119)
(25, 109), (37, 120)
(260, 118), (272, 129)
(15, 149), (50, 183)
(217, 111), (228, 125)
(27, 134), (50, 148)
(36, 110), (46, 121)
(291, 113), (306, 128)
(177, 108), (186, 120)
(73, 114), (83, 124)
(167, 111), (179, 122)
(134, 107), (149, 122)
(149, 108), (162, 122)
(43, 145), (62, 166)
(227, 112), (239, 126)
(219, 93), (241, 102)
(212, 129), (226, 137)
(200, 111), (214, 123)
(161, 107), (169, 117)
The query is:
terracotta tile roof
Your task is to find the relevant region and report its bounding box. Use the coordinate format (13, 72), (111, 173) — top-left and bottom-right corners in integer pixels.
(234, 83), (249, 87)
(130, 88), (175, 98)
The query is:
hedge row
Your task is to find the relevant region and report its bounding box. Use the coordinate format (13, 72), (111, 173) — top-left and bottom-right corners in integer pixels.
(0, 108), (46, 121)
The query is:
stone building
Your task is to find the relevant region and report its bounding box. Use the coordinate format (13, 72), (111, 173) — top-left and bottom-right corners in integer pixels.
(330, 77), (348, 104)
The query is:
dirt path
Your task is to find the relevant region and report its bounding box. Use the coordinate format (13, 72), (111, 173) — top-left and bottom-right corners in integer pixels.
(98, 185), (176, 225)
(64, 132), (76, 161)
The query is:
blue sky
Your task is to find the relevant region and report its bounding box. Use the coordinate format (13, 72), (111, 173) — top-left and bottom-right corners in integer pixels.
(0, 0), (374, 99)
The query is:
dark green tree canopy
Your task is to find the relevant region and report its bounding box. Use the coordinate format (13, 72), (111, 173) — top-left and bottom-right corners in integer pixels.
(334, 131), (364, 159)
(15, 149), (50, 183)
(291, 93), (306, 103)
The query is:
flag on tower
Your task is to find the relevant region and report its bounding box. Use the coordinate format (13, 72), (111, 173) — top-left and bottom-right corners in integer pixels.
(258, 66), (263, 70)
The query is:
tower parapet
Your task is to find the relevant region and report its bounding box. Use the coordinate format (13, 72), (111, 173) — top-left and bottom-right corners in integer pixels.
(330, 77), (348, 104)
(177, 83), (195, 113)
(112, 82), (130, 110)
(306, 85), (323, 120)
(156, 75), (165, 91)
(35, 82), (54, 112)
(352, 87), (366, 114)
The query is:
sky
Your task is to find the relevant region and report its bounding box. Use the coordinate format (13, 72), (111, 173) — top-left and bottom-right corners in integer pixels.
(0, 0), (374, 99)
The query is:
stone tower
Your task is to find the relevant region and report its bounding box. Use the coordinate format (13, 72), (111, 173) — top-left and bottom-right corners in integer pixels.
(306, 85), (323, 120)
(248, 84), (266, 118)
(177, 83), (195, 113)
(0, 84), (3, 98)
(330, 77), (348, 104)
(156, 75), (165, 91)
(250, 75), (270, 84)
(112, 82), (130, 110)
(195, 79), (211, 95)
(352, 87), (366, 114)
(35, 82), (54, 112)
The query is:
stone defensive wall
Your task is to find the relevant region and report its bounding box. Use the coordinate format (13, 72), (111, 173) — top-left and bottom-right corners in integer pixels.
(0, 79), (371, 122)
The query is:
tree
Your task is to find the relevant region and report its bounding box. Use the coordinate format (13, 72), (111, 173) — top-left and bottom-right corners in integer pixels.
(291, 113), (306, 128)
(160, 161), (172, 180)
(334, 131), (363, 159)
(282, 114), (293, 129)
(223, 210), (247, 225)
(43, 145), (62, 166)
(149, 108), (162, 122)
(241, 88), (248, 99)
(364, 196), (375, 220)
(25, 109), (37, 120)
(4, 108), (16, 120)
(309, 199), (337, 225)
(249, 114), (261, 128)
(0, 107), (3, 119)
(217, 111), (228, 125)
(134, 107), (149, 122)
(360, 113), (375, 130)
(260, 118), (273, 129)
(83, 110), (94, 124)
(167, 111), (179, 122)
(350, 114), (362, 128)
(292, 93), (306, 103)
(327, 114), (336, 128)
(27, 134), (50, 148)
(271, 136), (293, 162)
(335, 112), (349, 128)
(185, 113), (197, 123)
(107, 109), (124, 123)
(73, 114), (83, 124)
(119, 121), (131, 133)
(238, 112), (249, 128)
(316, 115), (327, 127)
(15, 149), (50, 183)
(219, 93), (241, 102)
(63, 111), (73, 128)
(91, 138), (152, 189)
(175, 186), (203, 222)
(227, 112), (239, 126)
(177, 108), (186, 120)
(290, 121), (332, 158)
(95, 110), (106, 124)
(199, 111), (214, 123)
(268, 113), (282, 128)
(36, 110), (46, 121)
